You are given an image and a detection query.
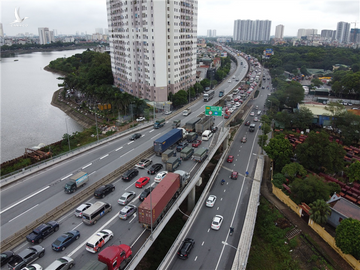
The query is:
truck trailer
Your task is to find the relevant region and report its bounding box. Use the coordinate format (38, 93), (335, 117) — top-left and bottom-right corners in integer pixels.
(166, 157), (182, 172)
(195, 116), (214, 134)
(193, 147), (209, 163)
(154, 129), (183, 156)
(64, 171), (89, 193)
(185, 117), (201, 132)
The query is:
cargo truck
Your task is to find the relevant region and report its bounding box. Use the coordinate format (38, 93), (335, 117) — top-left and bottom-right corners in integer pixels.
(154, 118), (165, 129)
(180, 147), (194, 161)
(185, 118), (201, 132)
(172, 120), (181, 129)
(138, 172), (187, 229)
(154, 129), (183, 156)
(166, 157), (182, 172)
(178, 128), (188, 139)
(173, 170), (190, 184)
(195, 116), (214, 134)
(64, 171), (89, 193)
(162, 148), (176, 163)
(186, 132), (198, 143)
(80, 244), (132, 270)
(249, 124), (256, 132)
(193, 147), (209, 163)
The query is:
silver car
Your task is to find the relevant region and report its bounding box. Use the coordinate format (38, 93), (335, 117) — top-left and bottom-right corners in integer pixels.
(44, 256), (74, 270)
(119, 204), (137, 220)
(74, 203), (92, 218)
(118, 191), (136, 205)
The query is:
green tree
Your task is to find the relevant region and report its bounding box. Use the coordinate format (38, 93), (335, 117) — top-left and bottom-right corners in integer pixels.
(309, 199), (331, 225)
(290, 175), (330, 204)
(274, 111), (293, 129)
(281, 163), (307, 181)
(336, 218), (360, 259)
(292, 107), (313, 130)
(272, 173), (287, 189)
(263, 135), (293, 172)
(346, 161), (360, 183)
(258, 134), (268, 150)
(200, 79), (210, 89)
(311, 78), (324, 87)
(172, 90), (188, 107)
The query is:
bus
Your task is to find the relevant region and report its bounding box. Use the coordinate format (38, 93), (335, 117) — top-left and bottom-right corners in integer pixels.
(204, 90), (215, 102)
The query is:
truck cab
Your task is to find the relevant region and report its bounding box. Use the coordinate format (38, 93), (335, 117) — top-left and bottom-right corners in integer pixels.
(98, 245), (132, 270)
(154, 118), (165, 129)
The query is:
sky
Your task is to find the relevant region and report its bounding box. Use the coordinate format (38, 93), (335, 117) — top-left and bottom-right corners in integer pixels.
(1, 0), (360, 37)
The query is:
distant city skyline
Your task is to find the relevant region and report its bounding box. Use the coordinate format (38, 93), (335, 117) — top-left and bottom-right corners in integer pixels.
(1, 0), (359, 37)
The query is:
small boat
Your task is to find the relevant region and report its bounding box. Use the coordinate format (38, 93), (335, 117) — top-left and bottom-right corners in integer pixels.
(14, 59), (19, 61)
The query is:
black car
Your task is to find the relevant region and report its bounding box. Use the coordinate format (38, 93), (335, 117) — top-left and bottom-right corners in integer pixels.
(147, 163), (163, 175)
(26, 221), (59, 244)
(130, 133), (142, 140)
(94, 184), (115, 198)
(139, 187), (154, 201)
(176, 142), (188, 152)
(177, 238), (195, 259)
(7, 246), (45, 270)
(122, 168), (139, 181)
(211, 126), (218, 133)
(1, 251), (14, 267)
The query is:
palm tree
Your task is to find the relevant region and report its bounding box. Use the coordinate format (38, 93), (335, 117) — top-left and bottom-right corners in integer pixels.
(309, 199), (331, 225)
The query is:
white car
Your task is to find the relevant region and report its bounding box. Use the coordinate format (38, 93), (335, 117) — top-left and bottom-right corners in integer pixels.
(250, 112), (255, 116)
(235, 102), (240, 107)
(136, 117), (146, 122)
(228, 80), (231, 83)
(254, 117), (259, 122)
(74, 203), (92, 218)
(44, 257), (74, 270)
(22, 264), (43, 270)
(154, 171), (168, 183)
(206, 195), (217, 207)
(85, 229), (113, 253)
(165, 111), (172, 115)
(211, 215), (223, 230)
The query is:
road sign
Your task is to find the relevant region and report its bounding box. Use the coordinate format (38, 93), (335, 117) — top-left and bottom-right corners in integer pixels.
(205, 106), (222, 116)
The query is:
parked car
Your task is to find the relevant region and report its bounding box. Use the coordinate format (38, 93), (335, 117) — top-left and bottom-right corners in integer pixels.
(192, 140), (202, 148)
(244, 121), (250, 126)
(26, 221), (59, 244)
(44, 256), (74, 270)
(85, 230), (113, 253)
(130, 133), (141, 140)
(227, 155), (234, 163)
(241, 136), (247, 143)
(122, 168), (139, 181)
(177, 238), (195, 260)
(231, 171), (239, 180)
(118, 191), (136, 205)
(176, 142), (189, 152)
(154, 171), (168, 183)
(211, 215), (223, 230)
(74, 203), (92, 218)
(139, 187), (154, 201)
(135, 177), (150, 188)
(135, 159), (152, 169)
(94, 184), (115, 199)
(136, 117), (145, 122)
(148, 163), (163, 175)
(206, 195), (217, 207)
(119, 204), (137, 220)
(52, 230), (80, 251)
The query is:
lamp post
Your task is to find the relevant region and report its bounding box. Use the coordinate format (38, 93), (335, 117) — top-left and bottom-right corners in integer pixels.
(221, 241), (238, 250)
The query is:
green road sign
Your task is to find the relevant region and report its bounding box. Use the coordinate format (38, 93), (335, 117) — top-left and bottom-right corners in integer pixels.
(205, 106), (222, 116)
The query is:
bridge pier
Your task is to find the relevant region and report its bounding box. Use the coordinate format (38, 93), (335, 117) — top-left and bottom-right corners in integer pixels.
(188, 177), (202, 211)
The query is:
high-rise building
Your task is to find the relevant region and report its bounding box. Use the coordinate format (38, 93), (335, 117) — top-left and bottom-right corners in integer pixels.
(336, 21), (350, 43)
(297, 28), (317, 39)
(275, 24), (284, 39)
(321, 29), (335, 39)
(95, 28), (103, 34)
(207, 29), (216, 37)
(106, 0), (198, 102)
(350, 28), (360, 44)
(212, 29), (216, 37)
(0, 23), (3, 37)
(38, 27), (55, 44)
(233, 19), (271, 42)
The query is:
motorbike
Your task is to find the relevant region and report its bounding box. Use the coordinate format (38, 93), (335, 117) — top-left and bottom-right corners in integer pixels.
(229, 227), (234, 236)
(221, 179), (225, 185)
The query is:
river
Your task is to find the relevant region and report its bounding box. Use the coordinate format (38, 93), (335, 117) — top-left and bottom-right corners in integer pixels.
(1, 49), (85, 163)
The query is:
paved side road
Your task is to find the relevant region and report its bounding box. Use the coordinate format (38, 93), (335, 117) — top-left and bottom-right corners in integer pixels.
(261, 156), (353, 270)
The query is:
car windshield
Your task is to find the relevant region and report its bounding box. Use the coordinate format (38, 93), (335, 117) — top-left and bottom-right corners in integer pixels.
(213, 221), (219, 225)
(120, 210), (127, 215)
(86, 243), (95, 248)
(120, 196), (126, 201)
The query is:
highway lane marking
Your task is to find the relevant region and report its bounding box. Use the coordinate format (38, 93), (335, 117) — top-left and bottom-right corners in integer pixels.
(129, 214), (137, 223)
(221, 198), (223, 201)
(151, 133), (161, 139)
(61, 174), (73, 181)
(89, 171), (96, 176)
(207, 228), (210, 233)
(131, 228), (148, 248)
(120, 149), (134, 157)
(0, 186), (50, 215)
(149, 129), (154, 133)
(68, 210), (120, 257)
(115, 146), (123, 151)
(58, 210), (78, 223)
(194, 256), (198, 261)
(128, 141), (134, 145)
(141, 135), (145, 138)
(125, 183), (133, 191)
(82, 163), (92, 169)
(223, 189), (226, 192)
(189, 163), (197, 173)
(202, 241), (204, 246)
(100, 154), (109, 160)
(14, 242), (27, 253)
(217, 207), (219, 211)
(8, 204), (39, 222)
(72, 222), (83, 230)
(221, 166), (233, 172)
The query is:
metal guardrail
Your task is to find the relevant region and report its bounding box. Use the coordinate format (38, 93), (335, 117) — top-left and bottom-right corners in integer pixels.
(0, 147), (154, 252)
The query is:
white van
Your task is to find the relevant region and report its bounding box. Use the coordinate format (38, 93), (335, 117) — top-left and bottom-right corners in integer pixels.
(202, 130), (213, 141)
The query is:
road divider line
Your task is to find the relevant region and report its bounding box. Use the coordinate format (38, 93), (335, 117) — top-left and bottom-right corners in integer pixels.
(89, 171), (96, 176)
(61, 174), (73, 181)
(0, 186), (50, 214)
(115, 146), (123, 151)
(82, 163), (92, 169)
(129, 214), (137, 223)
(100, 154), (109, 160)
(8, 204), (39, 222)
(72, 222), (83, 231)
(120, 149), (134, 158)
(128, 141), (134, 145)
(130, 228), (147, 249)
(149, 130), (154, 133)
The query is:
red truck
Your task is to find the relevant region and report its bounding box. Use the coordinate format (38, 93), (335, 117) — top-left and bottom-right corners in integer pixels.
(138, 172), (183, 229)
(79, 245), (132, 270)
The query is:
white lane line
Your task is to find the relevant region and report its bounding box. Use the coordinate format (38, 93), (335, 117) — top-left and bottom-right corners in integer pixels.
(128, 141), (134, 145)
(221, 198), (223, 201)
(82, 163), (92, 169)
(217, 207), (219, 211)
(115, 146), (123, 151)
(100, 154), (109, 160)
(202, 241), (204, 246)
(194, 256), (198, 261)
(9, 204), (39, 222)
(149, 130), (154, 133)
(151, 133), (161, 139)
(58, 210), (77, 223)
(207, 228), (210, 233)
(72, 222), (83, 230)
(125, 183), (133, 191)
(0, 186), (50, 214)
(61, 174), (73, 181)
(89, 171), (96, 176)
(120, 149), (134, 158)
(68, 211), (120, 257)
(131, 228), (148, 249)
(223, 189), (226, 193)
(129, 214), (137, 223)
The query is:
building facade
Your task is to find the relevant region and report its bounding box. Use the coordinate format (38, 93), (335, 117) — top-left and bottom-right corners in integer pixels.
(297, 28), (318, 39)
(350, 28), (360, 44)
(275, 24), (284, 39)
(106, 0), (198, 102)
(320, 29), (335, 40)
(336, 21), (350, 43)
(233, 19), (271, 42)
(38, 27), (54, 44)
(207, 29), (216, 37)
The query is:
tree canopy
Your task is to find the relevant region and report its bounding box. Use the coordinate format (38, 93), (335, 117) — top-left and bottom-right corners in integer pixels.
(263, 135), (293, 172)
(335, 218), (360, 260)
(309, 199), (331, 225)
(290, 175), (331, 204)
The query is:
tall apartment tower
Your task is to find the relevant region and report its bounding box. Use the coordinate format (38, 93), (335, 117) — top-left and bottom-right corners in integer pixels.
(212, 29), (216, 37)
(106, 0), (198, 102)
(38, 27), (54, 44)
(275, 24), (284, 39)
(233, 19), (271, 42)
(297, 28), (317, 39)
(336, 21), (350, 43)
